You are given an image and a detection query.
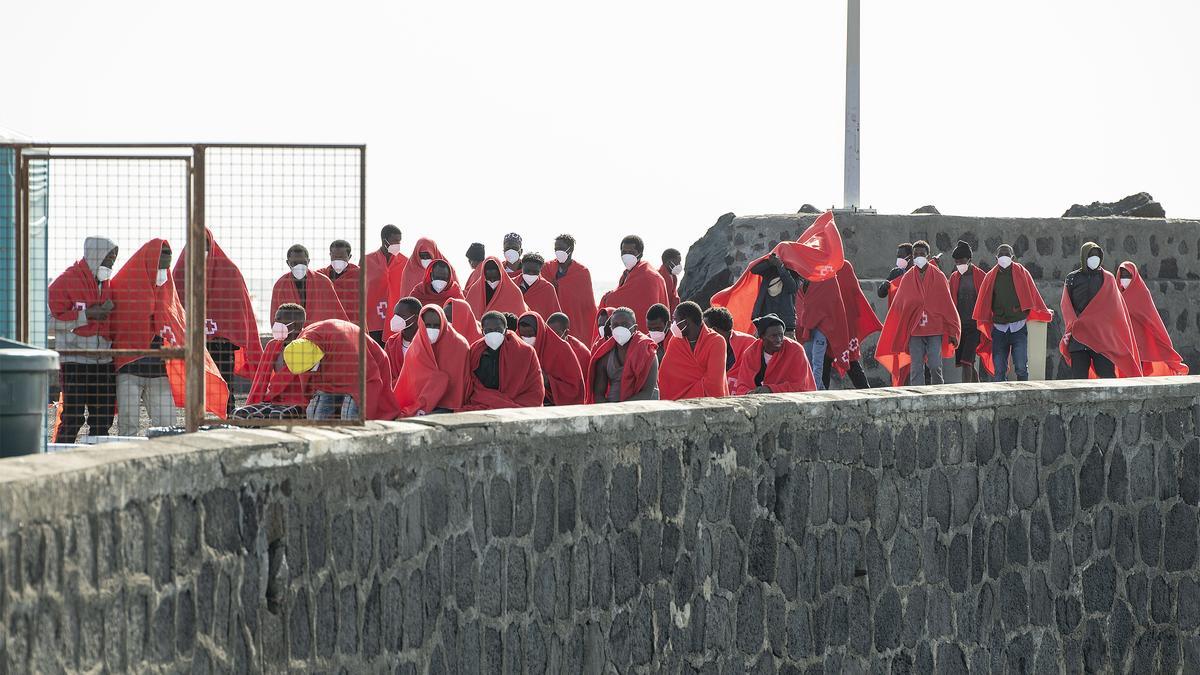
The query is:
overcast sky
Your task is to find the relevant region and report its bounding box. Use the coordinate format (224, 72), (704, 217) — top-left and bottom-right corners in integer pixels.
(8, 0), (1199, 285)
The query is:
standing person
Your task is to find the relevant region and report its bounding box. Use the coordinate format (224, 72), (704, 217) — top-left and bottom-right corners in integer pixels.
(393, 304), (473, 416)
(1059, 243), (1141, 379)
(174, 229), (264, 415)
(363, 225), (406, 345)
(702, 306), (756, 376)
(48, 236), (118, 441)
(946, 240), (990, 383)
(110, 239), (229, 434)
(465, 257), (529, 317)
(444, 297), (483, 345)
(283, 318), (400, 420)
(234, 303), (308, 420)
(729, 314), (816, 395)
(830, 260), (879, 389)
(660, 301), (729, 400)
(269, 244), (348, 325)
(317, 239), (361, 326)
(794, 276), (849, 391)
(517, 312), (585, 405)
(645, 303), (671, 361)
(547, 312), (593, 373)
(1116, 262), (1188, 376)
(541, 233), (599, 344)
(599, 235), (670, 329)
(409, 259), (464, 307)
(658, 248), (683, 311)
(971, 244), (1053, 382)
(749, 253), (800, 337)
(385, 297), (422, 385)
(875, 241), (960, 386)
(464, 242), (487, 291)
(587, 306), (660, 402)
(462, 311), (545, 410)
(517, 253), (562, 320)
(387, 237), (448, 336)
(877, 243), (914, 301)
(501, 233), (524, 278)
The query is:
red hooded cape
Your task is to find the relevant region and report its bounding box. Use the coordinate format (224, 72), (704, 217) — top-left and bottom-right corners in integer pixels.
(387, 238), (447, 335)
(565, 333), (593, 374)
(660, 325), (729, 400)
(711, 211), (846, 333)
(270, 269), (348, 327)
(295, 319), (400, 420)
(949, 264), (994, 376)
(444, 297), (483, 345)
(521, 311), (585, 405)
(730, 337), (816, 395)
(465, 257), (529, 318)
(1059, 270), (1142, 378)
(462, 331), (546, 410)
(658, 264), (681, 311)
(393, 304), (473, 415)
(1116, 262), (1187, 376)
(835, 261), (883, 363)
(725, 330), (757, 392)
(246, 339), (307, 406)
(110, 239), (229, 417)
(465, 264), (484, 295)
(316, 262), (361, 324)
(599, 260), (670, 328)
(48, 258), (112, 339)
(795, 278), (851, 374)
(384, 331), (412, 387)
(174, 229), (264, 378)
(876, 265), (962, 386)
(408, 258), (465, 308)
(519, 275), (562, 322)
(971, 261), (1053, 331)
(586, 331), (659, 403)
(542, 259), (599, 343)
(364, 249), (400, 333)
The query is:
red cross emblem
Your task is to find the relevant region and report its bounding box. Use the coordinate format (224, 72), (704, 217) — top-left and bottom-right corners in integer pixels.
(159, 325), (177, 345)
(205, 318), (218, 336)
(919, 311), (929, 327)
(376, 301), (388, 319)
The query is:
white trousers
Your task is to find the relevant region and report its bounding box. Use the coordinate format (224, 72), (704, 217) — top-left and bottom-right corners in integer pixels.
(116, 374), (176, 436)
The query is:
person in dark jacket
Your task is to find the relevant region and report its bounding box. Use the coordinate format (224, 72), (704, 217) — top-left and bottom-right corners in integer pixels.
(950, 240), (984, 383)
(749, 252), (800, 336)
(877, 243), (914, 300)
(1063, 242), (1115, 378)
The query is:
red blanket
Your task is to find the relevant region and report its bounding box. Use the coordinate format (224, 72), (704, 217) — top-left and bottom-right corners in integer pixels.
(384, 332), (408, 387)
(949, 264), (994, 375)
(408, 257), (465, 308)
(174, 229), (264, 378)
(387, 238), (447, 335)
(296, 318), (400, 419)
(795, 278), (851, 374)
(876, 266), (961, 386)
(317, 262), (362, 324)
(971, 261), (1053, 331)
(711, 211), (845, 333)
(660, 325), (729, 400)
(599, 260), (669, 328)
(246, 339), (307, 406)
(393, 304), (473, 415)
(1117, 262), (1187, 376)
(364, 250), (399, 332)
(465, 264), (484, 294)
(270, 270), (348, 327)
(1058, 270), (1142, 378)
(110, 239), (229, 417)
(522, 311), (585, 405)
(586, 331), (659, 403)
(445, 297), (483, 344)
(462, 331), (545, 410)
(565, 333), (592, 374)
(48, 258), (112, 339)
(520, 276), (562, 321)
(835, 261), (882, 362)
(658, 264), (680, 311)
(730, 337), (816, 394)
(465, 257), (529, 317)
(590, 306), (617, 353)
(542, 259), (599, 343)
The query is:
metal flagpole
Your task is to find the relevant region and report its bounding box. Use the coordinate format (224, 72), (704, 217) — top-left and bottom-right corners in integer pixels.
(843, 0), (861, 210)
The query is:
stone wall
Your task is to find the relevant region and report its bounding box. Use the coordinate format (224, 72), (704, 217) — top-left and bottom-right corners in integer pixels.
(679, 212), (1200, 374)
(1, 377), (1199, 673)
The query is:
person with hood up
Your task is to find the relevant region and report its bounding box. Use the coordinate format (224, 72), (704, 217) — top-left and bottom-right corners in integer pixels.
(466, 256), (529, 318)
(828, 260), (880, 389)
(1060, 242), (1141, 378)
(748, 253), (800, 336)
(387, 237), (448, 336)
(599, 235), (670, 328)
(282, 318), (400, 420)
(729, 314), (816, 394)
(793, 274), (850, 391)
(587, 306), (660, 402)
(444, 297), (483, 345)
(408, 259), (463, 307)
(393, 303), (473, 416)
(462, 311), (545, 410)
(517, 311), (585, 405)
(1116, 262), (1188, 376)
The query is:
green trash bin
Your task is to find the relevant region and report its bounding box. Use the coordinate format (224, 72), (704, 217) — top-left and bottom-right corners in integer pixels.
(0, 338), (60, 457)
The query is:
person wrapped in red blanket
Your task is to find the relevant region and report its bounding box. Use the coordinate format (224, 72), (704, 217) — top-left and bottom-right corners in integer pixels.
(645, 303), (672, 361)
(599, 235), (670, 328)
(730, 314), (816, 394)
(660, 301), (728, 400)
(466, 257), (529, 318)
(234, 303), (308, 420)
(462, 311), (545, 410)
(794, 276), (849, 392)
(316, 239), (362, 327)
(518, 311), (585, 405)
(587, 306), (660, 402)
(945, 240), (991, 383)
(444, 297), (483, 345)
(270, 244), (348, 327)
(387, 237), (448, 337)
(830, 260), (881, 389)
(1116, 262), (1187, 376)
(516, 253), (562, 320)
(393, 303), (473, 416)
(409, 259), (464, 308)
(971, 243), (1053, 382)
(658, 248), (683, 311)
(702, 307), (757, 390)
(363, 225), (406, 344)
(876, 241), (961, 386)
(542, 234), (600, 344)
(283, 318), (400, 420)
(1058, 242), (1142, 379)
(385, 297), (423, 386)
(548, 312), (595, 379)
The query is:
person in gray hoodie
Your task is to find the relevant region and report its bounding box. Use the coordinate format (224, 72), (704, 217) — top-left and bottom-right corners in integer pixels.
(47, 236), (119, 441)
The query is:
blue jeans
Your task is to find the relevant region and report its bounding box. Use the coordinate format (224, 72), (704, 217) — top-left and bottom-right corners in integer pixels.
(307, 392), (360, 420)
(804, 328), (827, 390)
(992, 326), (1029, 381)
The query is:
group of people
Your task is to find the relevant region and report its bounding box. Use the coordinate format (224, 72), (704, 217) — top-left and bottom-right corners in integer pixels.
(48, 215), (1188, 439)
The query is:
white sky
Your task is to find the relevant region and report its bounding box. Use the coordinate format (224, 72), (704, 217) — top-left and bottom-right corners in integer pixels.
(8, 0), (1200, 285)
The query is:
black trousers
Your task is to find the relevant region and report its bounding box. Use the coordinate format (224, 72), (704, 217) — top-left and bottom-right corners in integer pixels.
(823, 355), (871, 389)
(1069, 349), (1116, 379)
(57, 362), (116, 442)
(207, 338), (239, 414)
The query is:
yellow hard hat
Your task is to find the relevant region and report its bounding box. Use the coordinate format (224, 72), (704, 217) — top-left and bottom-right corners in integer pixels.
(283, 338), (325, 374)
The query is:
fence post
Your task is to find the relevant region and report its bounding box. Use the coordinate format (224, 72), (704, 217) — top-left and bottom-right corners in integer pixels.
(185, 146), (207, 432)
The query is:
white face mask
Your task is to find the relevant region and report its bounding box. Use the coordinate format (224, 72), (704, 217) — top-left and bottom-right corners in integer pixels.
(426, 327), (441, 343)
(431, 279), (448, 293)
(271, 322), (289, 341)
(387, 243), (403, 256)
(504, 249), (520, 264)
(1120, 277), (1132, 289)
(487, 279), (500, 290)
(649, 330), (666, 344)
(956, 264), (969, 275)
(554, 250), (569, 264)
(997, 256), (1013, 269)
(913, 256), (928, 269)
(611, 326), (633, 345)
(672, 264), (683, 276)
(155, 269), (169, 287)
(390, 314), (408, 333)
(420, 257), (432, 268)
(1086, 255), (1101, 270)
(896, 257), (909, 269)
(291, 264), (307, 280)
(597, 325), (606, 339)
(621, 253), (638, 270)
(330, 259), (349, 274)
(522, 273), (539, 286)
(521, 335), (537, 347)
(484, 331), (505, 350)
(95, 266), (112, 282)
(670, 320), (685, 339)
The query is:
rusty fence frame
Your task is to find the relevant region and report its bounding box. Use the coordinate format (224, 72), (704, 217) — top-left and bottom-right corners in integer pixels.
(5, 142), (368, 434)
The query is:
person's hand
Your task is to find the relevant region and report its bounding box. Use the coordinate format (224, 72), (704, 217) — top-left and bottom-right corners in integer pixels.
(948, 336), (959, 348)
(752, 385), (772, 394)
(769, 252), (782, 267)
(102, 299), (114, 310)
(85, 303), (111, 320)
